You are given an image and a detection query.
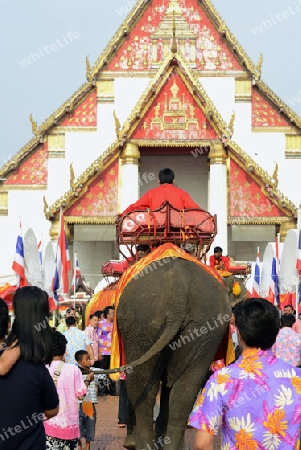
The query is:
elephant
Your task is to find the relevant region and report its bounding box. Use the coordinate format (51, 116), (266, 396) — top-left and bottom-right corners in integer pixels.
(116, 255), (232, 450)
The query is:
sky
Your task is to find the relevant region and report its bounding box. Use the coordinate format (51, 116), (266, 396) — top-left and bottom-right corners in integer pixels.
(1, 0), (301, 166)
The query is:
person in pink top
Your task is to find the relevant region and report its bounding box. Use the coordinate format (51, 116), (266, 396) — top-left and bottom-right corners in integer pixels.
(273, 314), (301, 367)
(44, 331), (87, 450)
(283, 304), (301, 334)
(85, 313), (100, 365)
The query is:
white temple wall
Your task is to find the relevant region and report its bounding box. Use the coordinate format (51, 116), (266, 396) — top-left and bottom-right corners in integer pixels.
(199, 77), (235, 123)
(47, 157), (70, 205)
(279, 159), (301, 206)
(249, 132), (284, 175)
(97, 103), (116, 152)
(232, 102), (253, 150)
(114, 77), (151, 125)
(64, 130), (102, 178)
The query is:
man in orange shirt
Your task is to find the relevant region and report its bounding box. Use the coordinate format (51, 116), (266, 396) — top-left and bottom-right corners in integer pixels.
(121, 168), (201, 215)
(209, 246), (231, 271)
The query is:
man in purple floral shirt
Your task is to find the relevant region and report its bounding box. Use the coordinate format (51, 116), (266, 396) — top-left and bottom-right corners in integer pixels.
(273, 314), (301, 367)
(97, 306), (117, 395)
(189, 298), (301, 450)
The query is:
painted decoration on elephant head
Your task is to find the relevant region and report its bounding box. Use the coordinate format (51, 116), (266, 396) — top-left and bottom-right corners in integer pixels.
(108, 0), (242, 72)
(229, 159), (286, 217)
(3, 142), (48, 186)
(132, 71), (217, 140)
(64, 159), (118, 217)
(60, 90), (97, 127)
(252, 89), (291, 128)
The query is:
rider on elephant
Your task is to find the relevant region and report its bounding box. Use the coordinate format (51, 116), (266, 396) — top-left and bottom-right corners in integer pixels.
(121, 167), (201, 215)
(209, 246), (232, 277)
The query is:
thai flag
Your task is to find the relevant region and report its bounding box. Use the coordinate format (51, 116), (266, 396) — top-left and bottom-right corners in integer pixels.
(38, 240), (42, 264)
(296, 229), (301, 276)
(252, 247), (260, 297)
(71, 253), (81, 292)
(12, 222), (27, 287)
(269, 256), (280, 306)
(52, 213), (71, 303)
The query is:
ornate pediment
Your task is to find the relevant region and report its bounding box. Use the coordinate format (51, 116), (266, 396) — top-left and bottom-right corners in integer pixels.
(132, 71), (218, 141)
(252, 88), (294, 131)
(3, 142), (48, 188)
(227, 141), (297, 223)
(105, 0), (243, 73)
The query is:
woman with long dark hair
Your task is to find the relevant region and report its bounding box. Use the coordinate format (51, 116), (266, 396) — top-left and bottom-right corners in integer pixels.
(6, 286), (53, 364)
(0, 286), (59, 450)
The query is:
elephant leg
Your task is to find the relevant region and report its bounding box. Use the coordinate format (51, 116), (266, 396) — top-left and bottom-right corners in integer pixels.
(123, 398), (136, 450)
(164, 366), (208, 450)
(155, 372), (170, 439)
(135, 380), (161, 449)
(124, 360), (161, 450)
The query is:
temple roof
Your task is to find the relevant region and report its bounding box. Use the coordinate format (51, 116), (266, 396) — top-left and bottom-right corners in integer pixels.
(1, 0), (301, 182)
(64, 158), (119, 223)
(45, 140), (120, 222)
(46, 51), (297, 224)
(227, 140), (296, 223)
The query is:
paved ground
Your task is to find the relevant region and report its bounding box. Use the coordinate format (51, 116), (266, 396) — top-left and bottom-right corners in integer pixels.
(89, 395), (220, 450)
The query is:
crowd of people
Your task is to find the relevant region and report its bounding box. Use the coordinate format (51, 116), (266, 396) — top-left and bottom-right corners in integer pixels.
(0, 168), (300, 448)
(1, 289), (301, 449)
(0, 288), (123, 450)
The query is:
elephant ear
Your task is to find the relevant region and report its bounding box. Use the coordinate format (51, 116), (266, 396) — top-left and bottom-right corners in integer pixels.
(278, 229), (298, 294)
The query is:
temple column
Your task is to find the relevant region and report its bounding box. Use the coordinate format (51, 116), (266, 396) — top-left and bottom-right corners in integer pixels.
(208, 143), (228, 254)
(120, 142), (140, 213)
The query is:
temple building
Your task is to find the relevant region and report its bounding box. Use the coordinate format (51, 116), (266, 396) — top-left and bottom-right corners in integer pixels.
(1, 0), (300, 288)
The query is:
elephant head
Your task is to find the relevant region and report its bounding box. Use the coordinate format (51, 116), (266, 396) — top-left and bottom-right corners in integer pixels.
(222, 274), (248, 307)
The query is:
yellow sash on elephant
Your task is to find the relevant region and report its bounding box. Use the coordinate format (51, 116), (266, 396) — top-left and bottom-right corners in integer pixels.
(109, 243), (225, 380)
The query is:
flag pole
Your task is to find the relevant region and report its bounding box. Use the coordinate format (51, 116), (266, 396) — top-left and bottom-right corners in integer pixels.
(73, 250), (77, 309)
(56, 210), (62, 322)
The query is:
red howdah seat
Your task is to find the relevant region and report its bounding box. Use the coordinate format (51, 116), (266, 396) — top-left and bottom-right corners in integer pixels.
(102, 259), (131, 277)
(116, 202), (217, 260)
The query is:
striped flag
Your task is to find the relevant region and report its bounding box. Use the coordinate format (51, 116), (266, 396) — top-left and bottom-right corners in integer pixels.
(38, 240), (43, 264)
(269, 256), (280, 306)
(52, 213), (71, 303)
(12, 222), (27, 287)
(252, 247), (260, 297)
(71, 252), (81, 292)
(296, 229), (301, 275)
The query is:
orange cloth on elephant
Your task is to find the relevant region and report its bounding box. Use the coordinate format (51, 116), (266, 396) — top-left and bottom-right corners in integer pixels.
(122, 183), (200, 215)
(109, 243), (232, 380)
